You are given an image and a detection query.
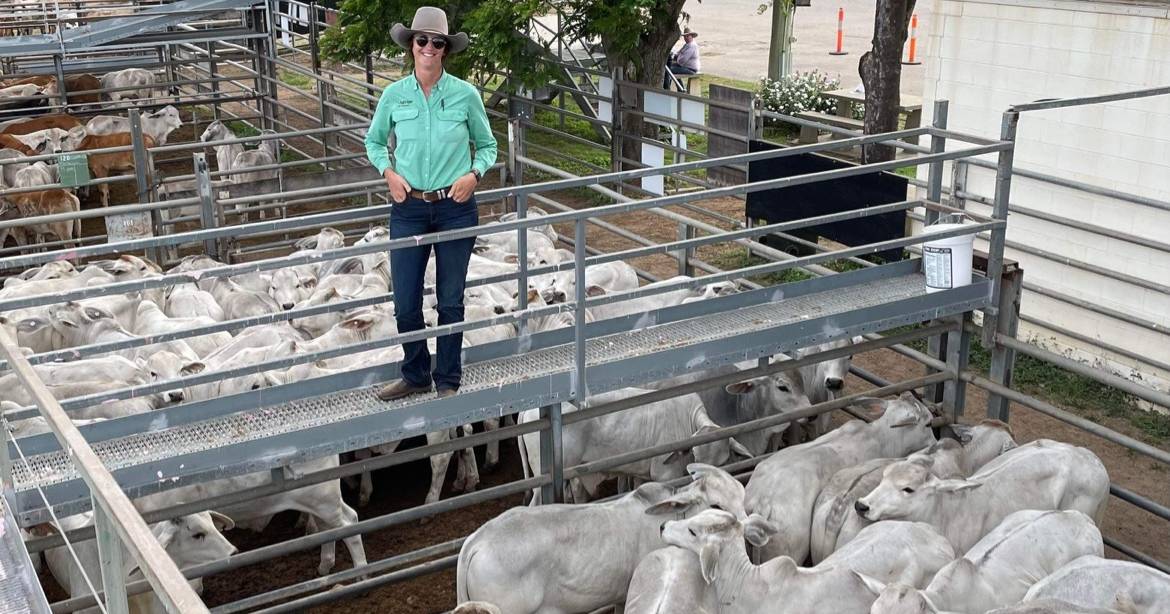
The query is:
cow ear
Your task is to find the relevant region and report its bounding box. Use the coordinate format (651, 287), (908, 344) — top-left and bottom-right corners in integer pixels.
(729, 437), (753, 459)
(853, 571), (887, 597)
(180, 362), (206, 376)
(302, 276), (318, 289)
(724, 380), (755, 395)
(336, 257), (362, 275)
(55, 315), (78, 329)
(699, 542), (719, 584)
(851, 396), (886, 417)
(154, 519), (181, 550)
(584, 285), (607, 298)
(503, 254), (520, 264)
(208, 511), (235, 532)
(933, 478), (980, 493)
(743, 514), (778, 547)
(644, 491), (700, 516)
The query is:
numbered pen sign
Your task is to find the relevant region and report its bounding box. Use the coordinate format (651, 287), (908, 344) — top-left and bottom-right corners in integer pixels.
(58, 153), (90, 187)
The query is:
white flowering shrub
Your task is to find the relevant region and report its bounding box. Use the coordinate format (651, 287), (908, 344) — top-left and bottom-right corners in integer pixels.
(756, 70), (841, 121)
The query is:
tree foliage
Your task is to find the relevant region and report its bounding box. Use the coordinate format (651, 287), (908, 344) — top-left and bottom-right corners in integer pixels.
(320, 0), (693, 91)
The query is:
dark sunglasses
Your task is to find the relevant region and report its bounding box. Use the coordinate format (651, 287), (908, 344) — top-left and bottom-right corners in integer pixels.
(414, 35), (448, 50)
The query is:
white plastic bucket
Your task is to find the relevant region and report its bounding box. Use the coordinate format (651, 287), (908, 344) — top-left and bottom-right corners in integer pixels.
(922, 222), (975, 293)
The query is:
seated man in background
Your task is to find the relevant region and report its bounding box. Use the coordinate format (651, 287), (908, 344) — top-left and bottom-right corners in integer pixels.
(664, 27), (700, 90)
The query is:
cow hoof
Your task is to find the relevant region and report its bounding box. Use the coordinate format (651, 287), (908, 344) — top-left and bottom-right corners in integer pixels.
(418, 516), (433, 526)
(318, 562), (334, 576)
(482, 460), (498, 474)
(358, 495), (371, 508)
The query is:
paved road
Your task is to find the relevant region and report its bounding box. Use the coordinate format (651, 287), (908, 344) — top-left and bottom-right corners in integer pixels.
(682, 0), (930, 95)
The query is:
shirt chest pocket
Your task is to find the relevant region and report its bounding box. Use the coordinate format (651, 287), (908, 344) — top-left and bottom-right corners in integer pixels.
(436, 108), (469, 143)
(391, 107), (421, 142)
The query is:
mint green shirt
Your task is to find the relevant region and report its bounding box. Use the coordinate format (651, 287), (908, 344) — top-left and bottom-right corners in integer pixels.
(365, 71), (497, 192)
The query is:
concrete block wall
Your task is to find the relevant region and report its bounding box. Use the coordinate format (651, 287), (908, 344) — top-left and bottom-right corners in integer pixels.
(920, 0), (1170, 400)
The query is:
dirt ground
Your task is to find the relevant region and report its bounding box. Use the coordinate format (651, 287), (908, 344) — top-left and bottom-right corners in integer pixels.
(38, 170), (1170, 612)
(30, 67), (1169, 614)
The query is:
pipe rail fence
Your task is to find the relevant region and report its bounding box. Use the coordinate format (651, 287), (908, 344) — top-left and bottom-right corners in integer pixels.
(0, 1), (1166, 611)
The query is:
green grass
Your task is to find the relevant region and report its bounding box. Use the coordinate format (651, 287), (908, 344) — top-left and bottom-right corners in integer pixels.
(898, 330), (1167, 444)
(707, 249), (812, 286)
(278, 69), (315, 90)
(227, 121), (260, 137)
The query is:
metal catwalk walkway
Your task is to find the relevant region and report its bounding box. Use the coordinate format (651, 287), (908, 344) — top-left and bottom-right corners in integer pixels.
(0, 497), (51, 613)
(9, 261), (991, 523)
(0, 0), (257, 56)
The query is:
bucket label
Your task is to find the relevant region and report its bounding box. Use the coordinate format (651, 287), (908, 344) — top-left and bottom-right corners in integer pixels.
(924, 245), (953, 289)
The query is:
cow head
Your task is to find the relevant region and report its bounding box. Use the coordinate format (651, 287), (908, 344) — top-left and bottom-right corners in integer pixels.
(854, 455), (981, 522)
(661, 510), (778, 583)
(199, 120), (232, 143)
(863, 577), (940, 614)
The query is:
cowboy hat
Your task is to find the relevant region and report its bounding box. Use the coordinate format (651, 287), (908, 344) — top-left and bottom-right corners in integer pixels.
(683, 27), (699, 37)
(390, 6), (469, 54)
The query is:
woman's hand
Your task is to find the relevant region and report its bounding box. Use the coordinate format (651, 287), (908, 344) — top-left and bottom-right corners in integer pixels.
(450, 171), (479, 203)
(384, 169), (412, 203)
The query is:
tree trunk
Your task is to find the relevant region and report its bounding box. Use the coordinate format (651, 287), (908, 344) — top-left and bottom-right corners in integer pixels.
(601, 0), (687, 171)
(859, 0), (916, 162)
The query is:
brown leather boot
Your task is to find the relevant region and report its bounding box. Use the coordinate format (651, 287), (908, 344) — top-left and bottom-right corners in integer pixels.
(376, 379), (432, 402)
(436, 388), (458, 399)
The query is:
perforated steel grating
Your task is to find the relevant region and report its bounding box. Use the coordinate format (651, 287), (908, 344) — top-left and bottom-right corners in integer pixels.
(13, 274), (927, 492)
(0, 497), (49, 613)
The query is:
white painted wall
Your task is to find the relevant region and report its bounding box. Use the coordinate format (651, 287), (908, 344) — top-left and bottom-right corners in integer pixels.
(920, 0), (1170, 400)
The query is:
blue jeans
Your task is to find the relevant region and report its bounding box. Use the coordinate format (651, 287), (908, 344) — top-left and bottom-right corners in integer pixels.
(664, 64), (696, 90)
(388, 195), (477, 391)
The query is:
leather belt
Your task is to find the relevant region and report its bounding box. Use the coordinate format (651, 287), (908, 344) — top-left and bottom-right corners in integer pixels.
(408, 186), (453, 202)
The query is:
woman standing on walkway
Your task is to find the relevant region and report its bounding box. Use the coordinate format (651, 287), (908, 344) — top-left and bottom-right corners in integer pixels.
(364, 6), (497, 401)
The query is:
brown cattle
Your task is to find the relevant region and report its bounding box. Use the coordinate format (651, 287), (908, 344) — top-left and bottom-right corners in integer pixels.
(0, 113), (84, 136)
(0, 75), (53, 88)
(76, 132), (156, 207)
(0, 134), (37, 156)
(2, 189), (81, 248)
(45, 74), (102, 106)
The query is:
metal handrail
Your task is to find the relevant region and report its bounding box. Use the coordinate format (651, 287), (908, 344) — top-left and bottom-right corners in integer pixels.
(0, 328), (208, 613)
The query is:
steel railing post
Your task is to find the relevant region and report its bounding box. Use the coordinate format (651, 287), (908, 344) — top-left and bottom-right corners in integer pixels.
(538, 403), (564, 503)
(52, 56), (68, 110)
(924, 100), (948, 224)
(677, 222), (694, 276)
(924, 100), (950, 403)
(982, 110), (1019, 347)
(94, 502), (130, 614)
(942, 313), (971, 422)
(950, 159), (969, 211)
(610, 66), (623, 175)
(127, 110), (162, 265)
(308, 0), (332, 168)
(364, 54), (376, 115)
(515, 189), (528, 338)
(207, 41), (221, 119)
(986, 264), (1023, 420)
(573, 219), (588, 401)
(193, 153), (222, 260)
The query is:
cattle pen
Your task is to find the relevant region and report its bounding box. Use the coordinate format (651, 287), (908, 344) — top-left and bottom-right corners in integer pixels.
(0, 2), (1167, 613)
